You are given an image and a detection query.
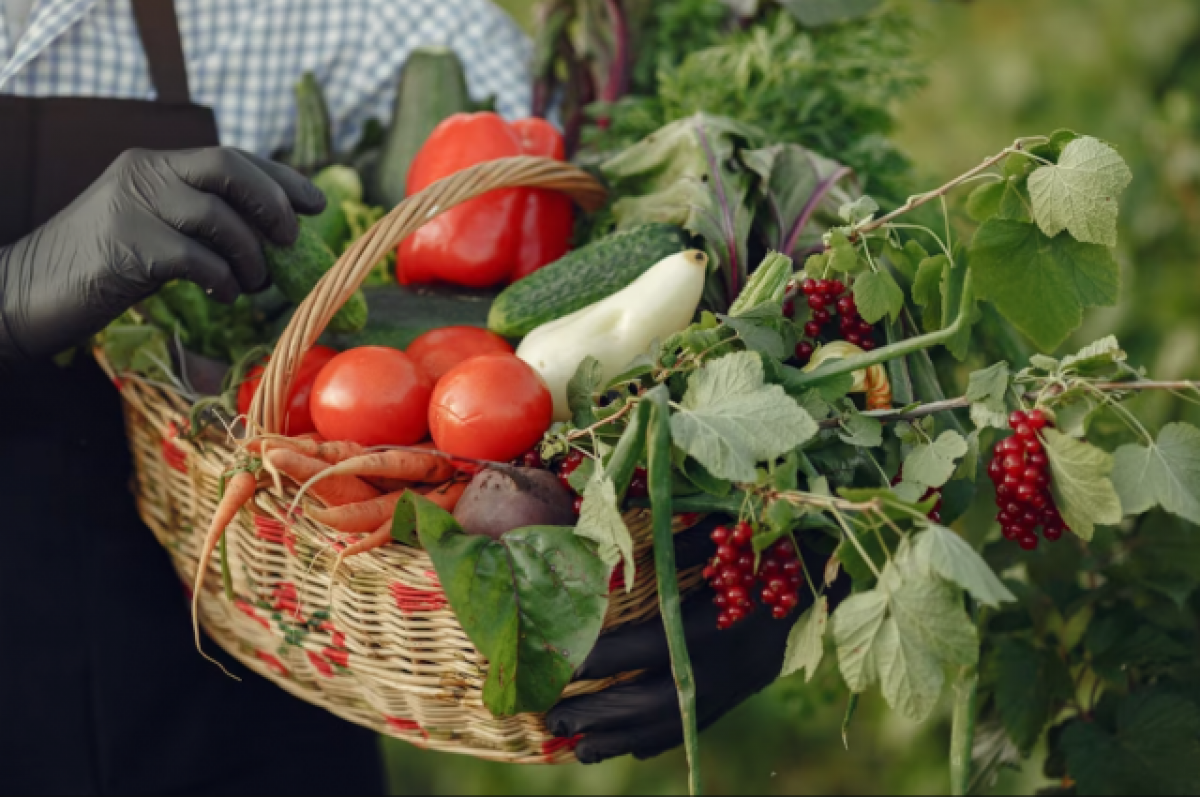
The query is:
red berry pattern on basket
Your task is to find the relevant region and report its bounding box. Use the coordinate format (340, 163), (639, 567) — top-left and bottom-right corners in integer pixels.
(988, 409), (1068, 550)
(790, 278), (878, 364)
(701, 522), (804, 629)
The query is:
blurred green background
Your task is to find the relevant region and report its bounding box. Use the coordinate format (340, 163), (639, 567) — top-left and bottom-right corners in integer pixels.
(380, 1), (1200, 793)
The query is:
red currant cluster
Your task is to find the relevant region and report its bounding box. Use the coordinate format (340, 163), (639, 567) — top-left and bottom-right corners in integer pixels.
(554, 449), (648, 515)
(785, 278), (878, 365)
(701, 522), (804, 630)
(890, 472), (945, 523)
(987, 409), (1068, 550)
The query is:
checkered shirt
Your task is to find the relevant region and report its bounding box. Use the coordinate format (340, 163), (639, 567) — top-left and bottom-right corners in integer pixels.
(0, 0), (533, 156)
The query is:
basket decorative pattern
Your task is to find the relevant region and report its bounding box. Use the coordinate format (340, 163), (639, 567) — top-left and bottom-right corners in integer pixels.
(97, 157), (705, 764)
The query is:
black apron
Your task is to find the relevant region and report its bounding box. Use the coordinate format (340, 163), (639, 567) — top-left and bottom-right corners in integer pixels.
(0, 3), (384, 793)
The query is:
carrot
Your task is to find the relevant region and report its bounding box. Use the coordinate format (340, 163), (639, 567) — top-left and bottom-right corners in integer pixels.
(247, 436), (364, 464)
(309, 491), (406, 534)
(193, 470), (256, 677)
(325, 450), (457, 484)
(364, 476), (416, 493)
(422, 480), (467, 512)
(265, 449), (381, 506)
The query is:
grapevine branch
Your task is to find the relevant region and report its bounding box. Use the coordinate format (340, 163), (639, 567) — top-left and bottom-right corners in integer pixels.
(815, 380), (1199, 430)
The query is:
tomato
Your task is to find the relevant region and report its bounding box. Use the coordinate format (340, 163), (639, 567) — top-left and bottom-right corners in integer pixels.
(310, 347), (433, 446)
(428, 354), (553, 462)
(406, 326), (514, 383)
(236, 345), (338, 436)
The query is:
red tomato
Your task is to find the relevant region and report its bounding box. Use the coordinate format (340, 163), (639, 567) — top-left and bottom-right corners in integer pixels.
(428, 354), (552, 462)
(406, 326), (514, 383)
(236, 345), (338, 436)
(310, 347), (433, 446)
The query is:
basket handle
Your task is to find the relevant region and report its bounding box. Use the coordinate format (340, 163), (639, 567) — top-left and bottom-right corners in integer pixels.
(248, 156), (607, 434)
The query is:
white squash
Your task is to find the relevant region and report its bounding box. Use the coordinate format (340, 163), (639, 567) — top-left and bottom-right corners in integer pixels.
(517, 249), (708, 420)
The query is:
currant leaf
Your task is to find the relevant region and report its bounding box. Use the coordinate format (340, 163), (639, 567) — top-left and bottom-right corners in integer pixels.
(1043, 429), (1123, 541)
(782, 596), (828, 682)
(1027, 136), (1132, 247)
(838, 411), (884, 448)
(575, 472), (637, 593)
(965, 361), (1011, 430)
(910, 524), (1016, 608)
(903, 431), (970, 490)
(1111, 423), (1200, 525)
(853, 268), (905, 325)
(912, 255), (947, 333)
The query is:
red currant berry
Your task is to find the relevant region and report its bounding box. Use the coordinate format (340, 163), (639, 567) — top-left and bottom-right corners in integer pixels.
(1003, 474), (1023, 490)
(837, 296), (856, 315)
(782, 298), (796, 318)
(736, 554), (756, 574)
(787, 573), (803, 588)
(1022, 509), (1041, 526)
(719, 566), (741, 586)
(801, 278), (819, 295)
(767, 577), (787, 594)
(1002, 454), (1026, 474)
(1004, 502), (1023, 517)
(1017, 534), (1039, 551)
(1030, 492), (1049, 510)
(846, 332), (863, 346)
(1028, 451), (1048, 470)
(996, 484), (1015, 501)
(813, 308), (832, 325)
(829, 279), (846, 296)
(1022, 466), (1043, 484)
(762, 558), (782, 576)
(840, 316), (859, 333)
(778, 592), (800, 611)
(1043, 526), (1064, 542)
(557, 473), (574, 492)
(861, 339), (877, 351)
(727, 606), (747, 624)
(782, 559), (802, 577)
(795, 341), (814, 361)
(1016, 483), (1039, 503)
(815, 279), (834, 295)
(928, 510), (942, 523)
(1027, 409), (1047, 430)
(1015, 424), (1036, 440)
(627, 468), (649, 498)
(702, 565), (717, 581)
(710, 526), (730, 546)
(988, 457), (1005, 483)
(773, 540), (797, 559)
(1042, 507), (1063, 525)
(726, 585), (748, 604)
(808, 295), (827, 311)
(772, 605), (791, 620)
(997, 511), (1015, 525)
(999, 437), (1022, 454)
(804, 321), (822, 339)
(717, 544), (738, 564)
(1002, 524), (1021, 540)
(731, 521), (753, 547)
(572, 496), (583, 515)
(520, 450), (543, 469)
(716, 612), (733, 630)
(761, 588), (779, 605)
(713, 592), (729, 608)
(858, 320), (875, 336)
(1008, 410), (1028, 428)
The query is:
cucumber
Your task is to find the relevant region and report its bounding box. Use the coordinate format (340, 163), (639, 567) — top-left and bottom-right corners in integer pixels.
(263, 224), (368, 334)
(323, 285), (494, 350)
(488, 224), (689, 338)
(288, 72), (333, 175)
(372, 47), (471, 209)
(304, 166), (364, 251)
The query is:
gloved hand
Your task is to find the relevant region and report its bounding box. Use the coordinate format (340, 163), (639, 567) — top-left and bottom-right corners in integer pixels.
(0, 147), (324, 364)
(546, 519), (844, 764)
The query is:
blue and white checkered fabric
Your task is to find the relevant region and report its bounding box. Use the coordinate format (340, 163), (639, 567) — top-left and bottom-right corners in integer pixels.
(0, 0), (532, 156)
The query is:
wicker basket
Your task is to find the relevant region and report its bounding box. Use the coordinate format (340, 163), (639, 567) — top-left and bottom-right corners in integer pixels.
(96, 157), (706, 764)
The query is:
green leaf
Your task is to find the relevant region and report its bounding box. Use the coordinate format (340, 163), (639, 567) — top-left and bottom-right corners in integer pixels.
(873, 615), (945, 723)
(720, 313), (786, 360)
(99, 319), (172, 381)
(882, 555), (978, 670)
(832, 590), (888, 692)
(840, 196), (879, 225)
(828, 229), (863, 274)
(1061, 689), (1200, 796)
(413, 493), (607, 716)
(746, 144), (855, 258)
(1042, 429), (1123, 541)
(903, 431), (970, 490)
(778, 0), (883, 27)
(912, 255), (947, 333)
(671, 351), (819, 482)
(955, 428), (983, 482)
(782, 596), (828, 682)
(987, 638), (1073, 753)
(390, 490), (419, 546)
(1112, 423), (1200, 525)
(838, 411), (883, 448)
(966, 181), (1004, 223)
(853, 269), (904, 325)
(567, 356), (603, 429)
(940, 255), (977, 361)
(576, 473), (636, 593)
(970, 219), (1119, 351)
(1027, 136), (1132, 247)
(966, 362), (1011, 430)
(911, 524), (1015, 608)
(1059, 335), (1128, 378)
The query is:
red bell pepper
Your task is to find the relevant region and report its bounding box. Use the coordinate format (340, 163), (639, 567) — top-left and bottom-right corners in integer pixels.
(398, 113), (574, 288)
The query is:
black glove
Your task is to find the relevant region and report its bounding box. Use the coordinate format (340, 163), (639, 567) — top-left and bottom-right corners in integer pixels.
(546, 520), (845, 764)
(0, 147), (325, 364)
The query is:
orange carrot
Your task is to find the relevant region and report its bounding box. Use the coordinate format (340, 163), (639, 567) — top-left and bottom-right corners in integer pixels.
(309, 492), (406, 534)
(364, 476), (416, 493)
(247, 436), (364, 464)
(326, 450), (457, 484)
(193, 470), (256, 676)
(265, 449), (380, 506)
(422, 480), (467, 512)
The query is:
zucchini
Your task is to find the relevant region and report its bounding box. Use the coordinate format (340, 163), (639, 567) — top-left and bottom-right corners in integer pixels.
(304, 166), (363, 252)
(372, 47), (471, 208)
(288, 72), (333, 175)
(323, 285), (493, 350)
(729, 251), (793, 316)
(488, 224), (689, 338)
(263, 224), (368, 334)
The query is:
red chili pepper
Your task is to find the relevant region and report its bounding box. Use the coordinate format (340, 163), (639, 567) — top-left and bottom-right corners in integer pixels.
(398, 113), (573, 288)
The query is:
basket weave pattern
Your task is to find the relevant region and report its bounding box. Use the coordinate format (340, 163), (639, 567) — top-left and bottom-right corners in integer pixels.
(99, 158), (705, 763)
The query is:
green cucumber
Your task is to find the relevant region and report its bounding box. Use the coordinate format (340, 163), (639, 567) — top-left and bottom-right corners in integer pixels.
(288, 72), (333, 175)
(323, 285), (494, 350)
(488, 224), (689, 338)
(304, 166), (364, 252)
(372, 47), (471, 208)
(263, 224), (368, 334)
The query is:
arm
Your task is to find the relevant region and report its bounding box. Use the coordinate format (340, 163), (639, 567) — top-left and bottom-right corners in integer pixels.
(0, 148), (323, 366)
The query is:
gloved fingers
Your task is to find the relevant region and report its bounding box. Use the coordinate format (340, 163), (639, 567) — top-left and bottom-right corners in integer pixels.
(157, 184), (269, 293)
(572, 717), (683, 765)
(546, 671), (679, 737)
(235, 151), (327, 216)
(165, 148), (308, 247)
(132, 218), (241, 304)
